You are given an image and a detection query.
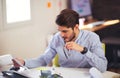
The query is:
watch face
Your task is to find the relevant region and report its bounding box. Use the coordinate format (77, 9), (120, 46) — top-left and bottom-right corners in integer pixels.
(81, 47), (88, 54)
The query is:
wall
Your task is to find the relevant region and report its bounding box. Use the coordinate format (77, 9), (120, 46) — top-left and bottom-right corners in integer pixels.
(92, 0), (120, 20)
(0, 0), (67, 59)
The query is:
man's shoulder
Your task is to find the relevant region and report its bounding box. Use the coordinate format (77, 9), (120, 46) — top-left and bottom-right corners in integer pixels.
(82, 30), (93, 33)
(81, 30), (99, 38)
(53, 32), (60, 38)
(52, 32), (62, 41)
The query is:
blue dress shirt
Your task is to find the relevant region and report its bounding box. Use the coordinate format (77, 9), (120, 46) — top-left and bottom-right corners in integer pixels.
(25, 30), (107, 72)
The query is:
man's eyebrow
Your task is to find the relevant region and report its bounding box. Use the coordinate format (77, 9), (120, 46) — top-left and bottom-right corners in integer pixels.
(58, 29), (68, 31)
(62, 30), (68, 32)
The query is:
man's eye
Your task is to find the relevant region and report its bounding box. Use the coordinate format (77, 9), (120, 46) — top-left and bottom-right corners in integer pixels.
(62, 31), (67, 33)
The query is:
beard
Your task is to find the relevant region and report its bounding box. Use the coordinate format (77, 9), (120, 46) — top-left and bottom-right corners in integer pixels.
(64, 31), (76, 42)
(69, 32), (76, 41)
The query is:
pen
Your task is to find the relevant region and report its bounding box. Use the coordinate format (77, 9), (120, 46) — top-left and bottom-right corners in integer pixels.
(13, 58), (30, 71)
(63, 47), (68, 59)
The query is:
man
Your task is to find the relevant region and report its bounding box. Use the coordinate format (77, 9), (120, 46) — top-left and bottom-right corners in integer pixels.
(13, 9), (107, 72)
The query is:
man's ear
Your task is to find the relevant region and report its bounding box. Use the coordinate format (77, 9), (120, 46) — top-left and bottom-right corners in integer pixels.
(74, 24), (79, 29)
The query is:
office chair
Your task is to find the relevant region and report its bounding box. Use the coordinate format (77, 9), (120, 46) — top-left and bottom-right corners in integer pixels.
(52, 54), (60, 67)
(102, 43), (106, 54)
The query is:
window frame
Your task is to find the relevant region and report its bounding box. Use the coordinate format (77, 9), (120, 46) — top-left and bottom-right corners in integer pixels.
(2, 0), (32, 29)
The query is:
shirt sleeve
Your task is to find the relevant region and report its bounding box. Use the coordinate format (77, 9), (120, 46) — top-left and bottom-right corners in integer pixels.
(84, 34), (108, 72)
(25, 36), (57, 68)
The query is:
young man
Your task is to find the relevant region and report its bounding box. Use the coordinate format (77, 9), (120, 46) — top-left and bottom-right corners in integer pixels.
(13, 9), (107, 72)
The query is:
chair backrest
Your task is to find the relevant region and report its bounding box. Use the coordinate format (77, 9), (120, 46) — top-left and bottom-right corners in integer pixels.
(52, 54), (60, 67)
(102, 43), (106, 54)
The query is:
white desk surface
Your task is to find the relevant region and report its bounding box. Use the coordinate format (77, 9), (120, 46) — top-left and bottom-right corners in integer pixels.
(0, 66), (120, 78)
(30, 67), (120, 78)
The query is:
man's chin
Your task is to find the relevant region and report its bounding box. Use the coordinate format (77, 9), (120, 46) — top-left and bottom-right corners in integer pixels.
(64, 39), (70, 42)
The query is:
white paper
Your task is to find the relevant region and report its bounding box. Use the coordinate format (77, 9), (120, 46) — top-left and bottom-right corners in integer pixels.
(0, 54), (13, 66)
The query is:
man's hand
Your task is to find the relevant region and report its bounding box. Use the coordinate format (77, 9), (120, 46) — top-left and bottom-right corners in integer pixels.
(65, 42), (84, 52)
(12, 58), (25, 68)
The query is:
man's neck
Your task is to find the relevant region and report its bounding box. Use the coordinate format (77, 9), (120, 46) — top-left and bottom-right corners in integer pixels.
(72, 29), (80, 41)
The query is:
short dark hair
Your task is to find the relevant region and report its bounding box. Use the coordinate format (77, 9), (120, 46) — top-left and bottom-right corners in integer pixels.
(55, 9), (79, 28)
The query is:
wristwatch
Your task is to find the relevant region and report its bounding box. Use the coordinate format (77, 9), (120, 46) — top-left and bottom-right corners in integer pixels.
(81, 47), (88, 54)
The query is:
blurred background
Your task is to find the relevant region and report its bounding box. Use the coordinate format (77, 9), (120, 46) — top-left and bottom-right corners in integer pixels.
(0, 0), (120, 73)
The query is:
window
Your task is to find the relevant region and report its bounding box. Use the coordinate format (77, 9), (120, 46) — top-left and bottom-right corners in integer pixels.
(2, 0), (31, 28)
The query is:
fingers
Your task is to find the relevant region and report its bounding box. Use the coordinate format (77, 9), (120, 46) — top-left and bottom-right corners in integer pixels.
(12, 59), (20, 67)
(12, 58), (24, 68)
(65, 42), (73, 50)
(65, 42), (84, 52)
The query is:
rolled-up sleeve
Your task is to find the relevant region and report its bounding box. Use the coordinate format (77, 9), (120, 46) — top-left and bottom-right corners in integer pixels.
(85, 34), (107, 72)
(25, 36), (57, 68)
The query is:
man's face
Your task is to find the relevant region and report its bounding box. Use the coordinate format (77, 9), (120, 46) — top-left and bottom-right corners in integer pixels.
(58, 26), (75, 42)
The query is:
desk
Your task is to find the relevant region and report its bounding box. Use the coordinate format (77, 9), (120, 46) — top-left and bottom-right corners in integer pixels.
(80, 19), (120, 32)
(0, 67), (120, 78)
